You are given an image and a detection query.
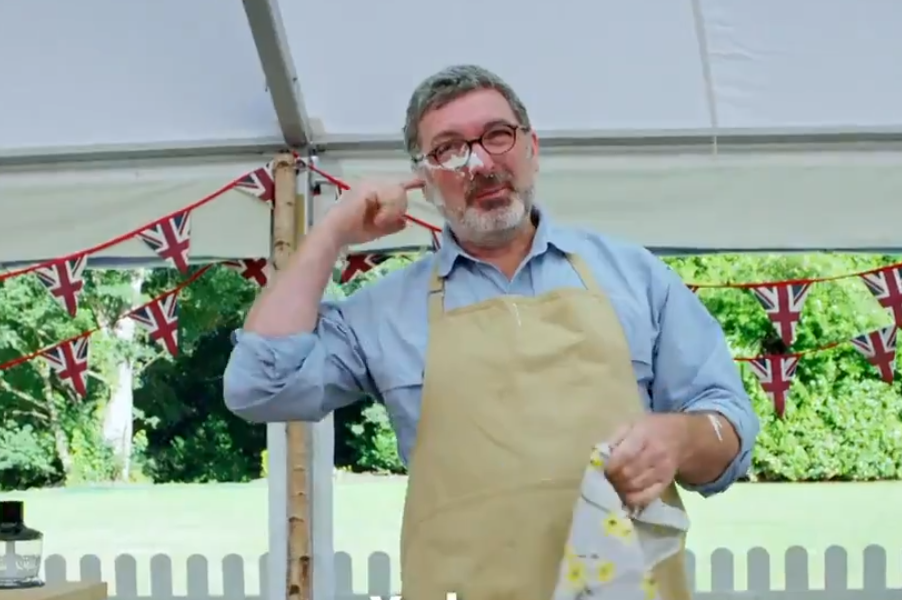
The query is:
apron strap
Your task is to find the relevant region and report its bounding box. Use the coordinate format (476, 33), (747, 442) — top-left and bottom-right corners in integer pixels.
(427, 252), (599, 322)
(566, 253), (602, 293)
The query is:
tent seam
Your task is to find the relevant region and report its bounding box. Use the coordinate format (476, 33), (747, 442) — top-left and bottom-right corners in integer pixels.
(689, 0), (720, 155)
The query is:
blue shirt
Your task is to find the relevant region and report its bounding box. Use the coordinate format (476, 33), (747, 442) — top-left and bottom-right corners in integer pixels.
(224, 211), (759, 496)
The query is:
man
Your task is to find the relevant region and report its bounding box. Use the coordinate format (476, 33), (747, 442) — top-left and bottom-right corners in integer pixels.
(224, 65), (759, 600)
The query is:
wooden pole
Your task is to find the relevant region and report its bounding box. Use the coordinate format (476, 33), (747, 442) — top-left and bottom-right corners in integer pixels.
(270, 153), (311, 600)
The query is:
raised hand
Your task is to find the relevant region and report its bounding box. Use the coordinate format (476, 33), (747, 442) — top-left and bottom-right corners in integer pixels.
(322, 177), (426, 247)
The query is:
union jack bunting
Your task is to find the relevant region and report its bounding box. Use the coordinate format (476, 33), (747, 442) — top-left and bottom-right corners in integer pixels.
(130, 294), (180, 357)
(138, 211), (191, 273)
(235, 163), (275, 204)
(850, 325), (898, 383)
(860, 266), (902, 326)
(340, 253), (390, 283)
(750, 283), (812, 347)
(34, 255), (88, 317)
(42, 336), (90, 397)
(747, 355), (800, 417)
(222, 259), (270, 287)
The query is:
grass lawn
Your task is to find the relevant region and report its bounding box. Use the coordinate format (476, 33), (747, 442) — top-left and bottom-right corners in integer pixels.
(2, 477), (901, 594)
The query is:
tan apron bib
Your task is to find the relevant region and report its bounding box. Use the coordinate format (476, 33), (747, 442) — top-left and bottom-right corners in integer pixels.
(400, 254), (691, 600)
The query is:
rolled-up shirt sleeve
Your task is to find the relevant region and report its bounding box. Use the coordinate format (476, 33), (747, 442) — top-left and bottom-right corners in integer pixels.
(649, 263), (760, 497)
(224, 299), (374, 423)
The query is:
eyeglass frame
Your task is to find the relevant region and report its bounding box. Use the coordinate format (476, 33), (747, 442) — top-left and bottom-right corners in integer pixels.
(411, 122), (531, 170)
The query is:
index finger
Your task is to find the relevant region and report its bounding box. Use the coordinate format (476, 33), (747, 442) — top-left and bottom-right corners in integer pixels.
(401, 177), (426, 191)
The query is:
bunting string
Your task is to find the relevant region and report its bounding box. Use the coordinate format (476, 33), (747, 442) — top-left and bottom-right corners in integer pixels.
(0, 159), (301, 394)
(0, 265), (210, 393)
(0, 154), (898, 417)
(0, 155), (432, 398)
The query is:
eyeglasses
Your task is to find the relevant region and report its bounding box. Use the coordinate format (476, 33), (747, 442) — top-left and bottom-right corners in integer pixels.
(415, 123), (529, 171)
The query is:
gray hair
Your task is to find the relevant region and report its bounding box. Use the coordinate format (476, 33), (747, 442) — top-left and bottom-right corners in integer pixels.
(402, 65), (532, 157)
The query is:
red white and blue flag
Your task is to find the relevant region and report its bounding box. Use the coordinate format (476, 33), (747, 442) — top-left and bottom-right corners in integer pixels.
(130, 294), (180, 356)
(860, 266), (902, 327)
(34, 255), (88, 317)
(138, 211), (191, 273)
(222, 258), (270, 287)
(341, 253), (389, 283)
(747, 355), (800, 417)
(851, 325), (898, 383)
(235, 163), (275, 204)
(750, 283), (812, 347)
(42, 336), (90, 397)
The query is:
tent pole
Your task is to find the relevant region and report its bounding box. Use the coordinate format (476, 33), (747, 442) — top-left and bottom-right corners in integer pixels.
(305, 157), (337, 600)
(271, 153), (312, 600)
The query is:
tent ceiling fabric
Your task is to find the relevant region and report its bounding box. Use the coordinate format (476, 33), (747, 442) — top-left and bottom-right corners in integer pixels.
(3, 0), (902, 261)
(281, 0), (902, 136)
(282, 0), (710, 135)
(701, 1), (902, 129)
(0, 0), (281, 153)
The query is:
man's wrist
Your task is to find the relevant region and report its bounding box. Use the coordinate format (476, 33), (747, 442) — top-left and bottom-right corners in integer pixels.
(308, 218), (349, 256)
(674, 411), (740, 485)
(672, 413), (698, 465)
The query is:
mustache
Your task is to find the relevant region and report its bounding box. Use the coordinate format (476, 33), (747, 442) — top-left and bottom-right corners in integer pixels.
(465, 172), (514, 202)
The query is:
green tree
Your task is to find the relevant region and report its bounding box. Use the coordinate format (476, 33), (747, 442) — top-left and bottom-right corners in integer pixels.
(0, 271), (131, 488)
(667, 253), (902, 481)
(0, 264), (271, 489)
(133, 265), (267, 483)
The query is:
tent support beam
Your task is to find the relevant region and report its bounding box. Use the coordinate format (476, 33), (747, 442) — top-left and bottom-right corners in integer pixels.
(315, 127), (902, 155)
(0, 138), (286, 169)
(7, 126), (902, 169)
(241, 0), (312, 148)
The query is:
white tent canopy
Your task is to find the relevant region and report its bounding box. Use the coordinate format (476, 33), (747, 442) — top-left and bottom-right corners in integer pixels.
(3, 1), (902, 599)
(4, 0), (902, 258)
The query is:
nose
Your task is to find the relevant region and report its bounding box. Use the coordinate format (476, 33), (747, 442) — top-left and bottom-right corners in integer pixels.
(464, 144), (496, 175)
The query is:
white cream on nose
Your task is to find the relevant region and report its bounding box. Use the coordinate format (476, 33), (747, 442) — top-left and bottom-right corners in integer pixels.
(465, 151), (484, 170)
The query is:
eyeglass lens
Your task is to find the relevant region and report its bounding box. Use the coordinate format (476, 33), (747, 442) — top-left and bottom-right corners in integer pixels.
(428, 125), (519, 170)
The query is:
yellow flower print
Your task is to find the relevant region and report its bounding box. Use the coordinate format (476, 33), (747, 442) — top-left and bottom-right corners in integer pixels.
(602, 512), (634, 539)
(596, 561), (616, 583)
(565, 557), (586, 589)
(641, 572), (658, 600)
(589, 447), (605, 470)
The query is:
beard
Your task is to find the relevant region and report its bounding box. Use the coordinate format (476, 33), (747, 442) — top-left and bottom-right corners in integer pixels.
(425, 171), (535, 248)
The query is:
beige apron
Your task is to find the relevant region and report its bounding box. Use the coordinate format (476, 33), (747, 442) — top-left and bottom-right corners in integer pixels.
(400, 254), (692, 600)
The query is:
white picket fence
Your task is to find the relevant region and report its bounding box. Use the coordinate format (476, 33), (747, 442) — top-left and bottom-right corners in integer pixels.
(41, 546), (902, 600)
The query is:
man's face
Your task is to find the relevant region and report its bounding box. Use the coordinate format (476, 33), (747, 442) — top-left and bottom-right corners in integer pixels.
(416, 89), (539, 246)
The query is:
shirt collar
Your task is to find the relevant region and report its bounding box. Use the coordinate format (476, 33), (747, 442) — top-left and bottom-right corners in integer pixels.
(434, 205), (580, 278)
